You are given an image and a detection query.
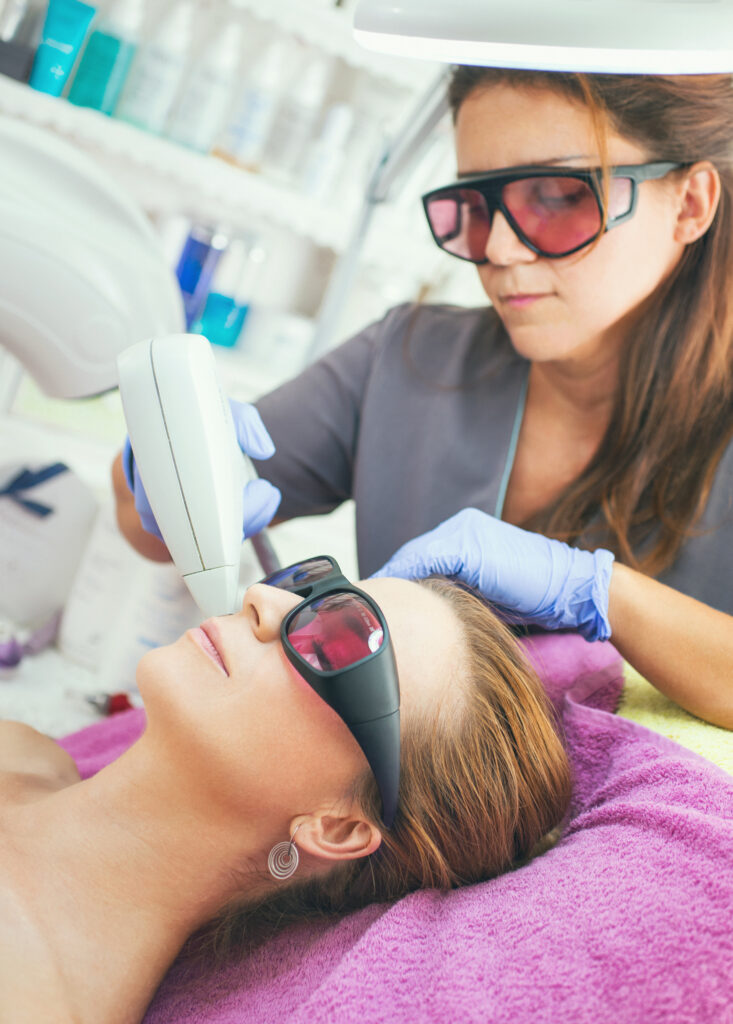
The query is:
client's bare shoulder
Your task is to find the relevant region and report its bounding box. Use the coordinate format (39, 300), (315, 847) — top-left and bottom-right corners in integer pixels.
(0, 723), (82, 1023)
(0, 721), (80, 807)
(0, 874), (76, 1024)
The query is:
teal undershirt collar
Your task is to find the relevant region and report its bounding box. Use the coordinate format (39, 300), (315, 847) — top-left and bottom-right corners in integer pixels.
(493, 369), (529, 520)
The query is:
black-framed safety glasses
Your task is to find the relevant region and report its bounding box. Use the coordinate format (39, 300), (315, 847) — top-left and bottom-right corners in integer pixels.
(262, 556), (400, 828)
(422, 161), (683, 263)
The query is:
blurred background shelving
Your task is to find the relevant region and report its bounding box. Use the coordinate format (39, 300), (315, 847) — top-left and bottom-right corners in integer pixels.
(0, 0), (487, 731)
(225, 0), (436, 89)
(0, 0), (486, 473)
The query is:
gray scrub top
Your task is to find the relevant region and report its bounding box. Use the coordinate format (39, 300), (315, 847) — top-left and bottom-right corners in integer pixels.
(255, 303), (733, 615)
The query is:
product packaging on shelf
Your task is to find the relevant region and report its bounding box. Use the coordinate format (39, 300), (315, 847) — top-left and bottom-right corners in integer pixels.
(164, 19), (242, 153)
(175, 222), (230, 329)
(114, 0), (193, 134)
(57, 504), (201, 689)
(213, 35), (293, 172)
(300, 101), (354, 200)
(66, 0), (143, 114)
(263, 51), (334, 183)
(28, 0), (96, 96)
(191, 234), (266, 349)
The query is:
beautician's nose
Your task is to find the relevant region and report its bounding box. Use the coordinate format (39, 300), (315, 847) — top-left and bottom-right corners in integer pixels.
(241, 583), (298, 642)
(484, 209), (538, 266)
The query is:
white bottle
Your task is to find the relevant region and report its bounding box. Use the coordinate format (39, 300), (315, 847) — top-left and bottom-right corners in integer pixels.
(165, 21), (242, 154)
(301, 103), (354, 201)
(114, 0), (194, 134)
(264, 54), (334, 182)
(214, 37), (292, 170)
(58, 504), (200, 678)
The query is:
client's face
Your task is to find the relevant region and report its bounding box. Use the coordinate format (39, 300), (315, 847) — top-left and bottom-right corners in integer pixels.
(136, 577), (463, 829)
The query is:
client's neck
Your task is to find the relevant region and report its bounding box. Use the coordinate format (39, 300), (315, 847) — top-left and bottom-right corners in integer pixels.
(12, 735), (263, 1024)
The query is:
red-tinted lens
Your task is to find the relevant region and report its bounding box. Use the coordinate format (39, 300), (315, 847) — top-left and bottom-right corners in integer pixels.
(425, 189), (491, 262)
(286, 593), (384, 672)
(263, 558), (334, 592)
(502, 176), (602, 254)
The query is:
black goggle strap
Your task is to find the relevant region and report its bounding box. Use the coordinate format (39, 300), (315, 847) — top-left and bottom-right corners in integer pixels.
(350, 710), (401, 829)
(294, 626), (401, 829)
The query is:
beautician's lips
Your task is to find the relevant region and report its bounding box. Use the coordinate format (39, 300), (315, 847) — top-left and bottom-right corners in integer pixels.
(500, 292), (552, 308)
(192, 621), (229, 676)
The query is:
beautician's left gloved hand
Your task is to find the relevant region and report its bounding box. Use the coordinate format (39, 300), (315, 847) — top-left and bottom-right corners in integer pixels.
(372, 508), (615, 641)
(122, 401), (281, 542)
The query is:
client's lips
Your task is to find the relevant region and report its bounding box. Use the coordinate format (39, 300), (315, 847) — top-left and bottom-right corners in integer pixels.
(193, 622), (229, 676)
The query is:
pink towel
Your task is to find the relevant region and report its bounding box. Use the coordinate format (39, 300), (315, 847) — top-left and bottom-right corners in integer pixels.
(60, 634), (733, 1024)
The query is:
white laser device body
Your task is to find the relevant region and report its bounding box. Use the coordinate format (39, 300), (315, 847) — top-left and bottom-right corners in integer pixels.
(0, 114), (185, 399)
(117, 334), (249, 618)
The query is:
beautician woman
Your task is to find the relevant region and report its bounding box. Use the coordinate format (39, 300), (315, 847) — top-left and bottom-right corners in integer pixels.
(113, 68), (733, 729)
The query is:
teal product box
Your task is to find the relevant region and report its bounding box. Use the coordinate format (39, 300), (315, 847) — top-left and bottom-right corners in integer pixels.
(192, 293), (250, 349)
(67, 29), (136, 113)
(29, 0), (95, 96)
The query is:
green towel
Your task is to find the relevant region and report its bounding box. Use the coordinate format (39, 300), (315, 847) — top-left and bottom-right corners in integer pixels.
(618, 662), (733, 774)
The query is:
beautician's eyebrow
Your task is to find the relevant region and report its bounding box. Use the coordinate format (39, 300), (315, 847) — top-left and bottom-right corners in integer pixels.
(456, 155), (591, 178)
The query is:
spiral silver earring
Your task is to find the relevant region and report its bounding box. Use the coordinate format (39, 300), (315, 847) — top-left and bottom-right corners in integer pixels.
(267, 824), (302, 881)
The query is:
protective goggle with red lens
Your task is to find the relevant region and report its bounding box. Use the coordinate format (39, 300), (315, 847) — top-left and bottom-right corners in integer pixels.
(422, 162), (682, 263)
(262, 556), (400, 828)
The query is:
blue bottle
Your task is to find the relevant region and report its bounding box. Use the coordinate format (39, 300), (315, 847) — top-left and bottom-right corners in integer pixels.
(67, 0), (143, 114)
(175, 224), (229, 329)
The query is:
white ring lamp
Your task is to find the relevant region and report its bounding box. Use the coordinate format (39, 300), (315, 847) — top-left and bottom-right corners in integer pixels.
(353, 0), (733, 74)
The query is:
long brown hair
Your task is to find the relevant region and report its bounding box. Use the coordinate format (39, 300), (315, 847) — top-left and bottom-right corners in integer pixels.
(205, 578), (571, 957)
(448, 68), (733, 575)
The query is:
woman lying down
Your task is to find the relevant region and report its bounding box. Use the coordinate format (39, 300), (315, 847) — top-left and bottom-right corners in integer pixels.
(0, 558), (571, 1024)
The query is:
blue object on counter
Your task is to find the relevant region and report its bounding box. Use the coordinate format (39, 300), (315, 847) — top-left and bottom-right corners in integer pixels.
(67, 28), (136, 113)
(29, 0), (96, 96)
(189, 235), (263, 346)
(175, 226), (228, 329)
(0, 611), (61, 669)
(192, 293), (250, 349)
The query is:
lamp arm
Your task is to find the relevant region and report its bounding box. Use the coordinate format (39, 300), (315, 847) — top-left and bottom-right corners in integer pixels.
(366, 68), (451, 204)
(306, 70), (450, 361)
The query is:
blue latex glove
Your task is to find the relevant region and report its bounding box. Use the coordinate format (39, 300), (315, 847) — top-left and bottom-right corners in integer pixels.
(372, 508), (615, 641)
(122, 400), (282, 542)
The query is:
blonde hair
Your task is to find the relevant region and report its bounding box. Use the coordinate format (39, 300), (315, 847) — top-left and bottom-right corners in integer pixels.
(203, 579), (571, 957)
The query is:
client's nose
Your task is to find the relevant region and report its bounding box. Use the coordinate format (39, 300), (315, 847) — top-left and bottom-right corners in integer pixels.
(241, 583), (299, 642)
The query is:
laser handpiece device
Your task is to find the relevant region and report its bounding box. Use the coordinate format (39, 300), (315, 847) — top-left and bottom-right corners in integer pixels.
(117, 334), (248, 617)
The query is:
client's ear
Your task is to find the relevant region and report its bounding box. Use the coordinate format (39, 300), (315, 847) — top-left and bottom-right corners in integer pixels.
(293, 808), (382, 864)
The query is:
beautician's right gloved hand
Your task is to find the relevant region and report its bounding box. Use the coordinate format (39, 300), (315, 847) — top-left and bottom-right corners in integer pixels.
(122, 401), (282, 542)
(373, 507), (615, 642)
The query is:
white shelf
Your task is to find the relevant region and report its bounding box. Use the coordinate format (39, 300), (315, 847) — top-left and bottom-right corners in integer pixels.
(0, 74), (443, 279)
(0, 75), (353, 251)
(226, 0), (438, 89)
